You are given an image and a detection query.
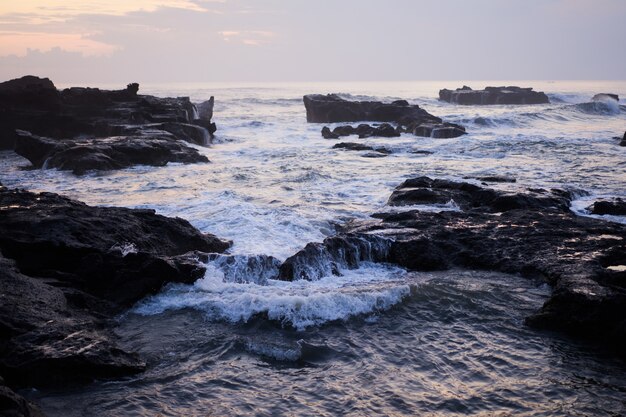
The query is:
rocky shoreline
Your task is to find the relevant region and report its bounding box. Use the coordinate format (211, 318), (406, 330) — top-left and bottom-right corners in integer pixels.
(439, 85), (550, 105)
(0, 184), (230, 415)
(279, 178), (626, 351)
(1, 77), (625, 415)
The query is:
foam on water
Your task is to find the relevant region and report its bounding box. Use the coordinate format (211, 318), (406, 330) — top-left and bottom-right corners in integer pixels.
(133, 261), (410, 330)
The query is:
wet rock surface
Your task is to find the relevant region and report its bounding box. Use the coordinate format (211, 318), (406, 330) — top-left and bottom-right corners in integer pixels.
(0, 76), (217, 173)
(14, 130), (209, 175)
(589, 198), (626, 216)
(332, 142), (390, 155)
(279, 177), (626, 353)
(304, 94), (466, 139)
(0, 187), (230, 393)
(439, 85), (550, 105)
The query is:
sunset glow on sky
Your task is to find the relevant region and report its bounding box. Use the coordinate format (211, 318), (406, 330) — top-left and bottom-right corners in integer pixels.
(0, 0), (624, 82)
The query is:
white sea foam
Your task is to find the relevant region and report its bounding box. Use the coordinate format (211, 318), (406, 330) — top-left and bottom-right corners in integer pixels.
(133, 262), (411, 330)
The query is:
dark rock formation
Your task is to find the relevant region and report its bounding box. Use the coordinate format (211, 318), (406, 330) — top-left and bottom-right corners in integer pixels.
(304, 94), (466, 139)
(592, 93), (619, 102)
(279, 177), (626, 353)
(333, 142), (390, 154)
(0, 76), (218, 169)
(439, 86), (550, 105)
(322, 123), (401, 139)
(621, 131), (626, 147)
(14, 130), (208, 175)
(589, 199), (626, 216)
(0, 187), (229, 393)
(0, 375), (44, 417)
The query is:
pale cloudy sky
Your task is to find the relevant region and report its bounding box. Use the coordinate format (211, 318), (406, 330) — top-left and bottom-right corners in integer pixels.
(0, 0), (624, 83)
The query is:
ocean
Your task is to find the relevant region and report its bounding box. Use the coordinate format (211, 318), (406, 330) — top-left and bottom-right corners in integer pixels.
(2, 80), (626, 416)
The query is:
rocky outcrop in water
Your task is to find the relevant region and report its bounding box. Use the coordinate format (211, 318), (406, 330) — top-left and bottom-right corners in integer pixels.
(332, 142), (390, 155)
(14, 130), (209, 175)
(279, 177), (626, 353)
(0, 75), (218, 173)
(0, 187), (230, 393)
(439, 86), (550, 105)
(592, 93), (619, 102)
(621, 131), (626, 147)
(304, 94), (466, 139)
(322, 123), (400, 139)
(589, 199), (626, 216)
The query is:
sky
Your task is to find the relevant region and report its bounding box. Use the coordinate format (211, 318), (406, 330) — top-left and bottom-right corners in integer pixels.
(0, 0), (625, 83)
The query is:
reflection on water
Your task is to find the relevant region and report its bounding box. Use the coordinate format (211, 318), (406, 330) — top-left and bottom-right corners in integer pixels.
(25, 271), (626, 417)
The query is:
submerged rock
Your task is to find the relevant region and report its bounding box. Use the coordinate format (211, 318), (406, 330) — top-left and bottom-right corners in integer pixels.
(439, 86), (550, 105)
(14, 130), (209, 175)
(333, 142), (391, 154)
(0, 188), (230, 390)
(304, 94), (466, 139)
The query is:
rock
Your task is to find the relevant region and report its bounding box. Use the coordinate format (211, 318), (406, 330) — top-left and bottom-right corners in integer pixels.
(0, 376), (45, 417)
(621, 131), (626, 147)
(197, 97), (214, 121)
(439, 86), (550, 105)
(321, 126), (339, 139)
(592, 93), (619, 102)
(0, 75), (218, 161)
(387, 176), (569, 212)
(321, 123), (401, 139)
(412, 122), (466, 138)
(333, 142), (390, 154)
(14, 130), (209, 175)
(589, 199), (626, 216)
(0, 188), (230, 390)
(305, 94), (466, 140)
(159, 122), (211, 146)
(279, 177), (626, 352)
(463, 175), (517, 183)
(0, 187), (230, 305)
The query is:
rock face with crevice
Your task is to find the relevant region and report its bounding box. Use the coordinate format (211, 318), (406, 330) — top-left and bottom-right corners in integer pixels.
(439, 85), (550, 105)
(279, 177), (626, 353)
(0, 75), (218, 174)
(304, 94), (466, 139)
(0, 186), (230, 397)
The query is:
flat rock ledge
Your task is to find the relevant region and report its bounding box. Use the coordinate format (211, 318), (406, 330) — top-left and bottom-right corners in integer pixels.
(0, 186), (230, 406)
(0, 75), (218, 174)
(304, 94), (466, 139)
(439, 85), (550, 105)
(278, 177), (626, 354)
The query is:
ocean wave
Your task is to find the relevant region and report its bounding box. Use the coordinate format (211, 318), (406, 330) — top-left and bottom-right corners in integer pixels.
(133, 262), (411, 330)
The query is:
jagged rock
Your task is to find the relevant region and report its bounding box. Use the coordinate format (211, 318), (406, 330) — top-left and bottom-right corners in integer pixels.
(0, 188), (230, 390)
(387, 176), (569, 212)
(620, 131), (626, 146)
(197, 97), (214, 121)
(439, 86), (550, 105)
(279, 178), (626, 352)
(592, 93), (619, 102)
(589, 199), (626, 216)
(321, 123), (401, 139)
(14, 130), (209, 175)
(0, 75), (216, 158)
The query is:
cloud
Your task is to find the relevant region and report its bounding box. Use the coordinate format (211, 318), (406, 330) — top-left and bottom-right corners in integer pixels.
(0, 31), (119, 56)
(218, 30), (275, 45)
